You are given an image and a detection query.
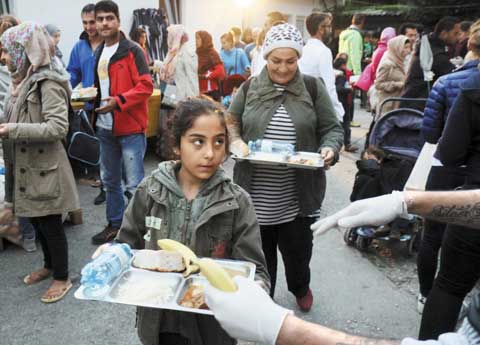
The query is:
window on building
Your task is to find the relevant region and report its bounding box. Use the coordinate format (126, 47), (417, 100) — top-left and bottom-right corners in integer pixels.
(295, 15), (307, 38)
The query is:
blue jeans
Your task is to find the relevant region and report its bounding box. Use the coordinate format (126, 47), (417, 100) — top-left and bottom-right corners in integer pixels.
(96, 128), (146, 228)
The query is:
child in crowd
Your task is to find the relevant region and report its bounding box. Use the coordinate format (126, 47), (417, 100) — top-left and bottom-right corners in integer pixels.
(350, 145), (386, 202)
(221, 74), (246, 108)
(333, 57), (357, 152)
(112, 97), (270, 345)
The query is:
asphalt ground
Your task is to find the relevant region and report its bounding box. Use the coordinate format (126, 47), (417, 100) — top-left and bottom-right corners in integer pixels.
(0, 103), (423, 345)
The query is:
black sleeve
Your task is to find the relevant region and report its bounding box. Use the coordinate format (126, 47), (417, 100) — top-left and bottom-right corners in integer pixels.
(436, 92), (472, 167)
(432, 52), (455, 81)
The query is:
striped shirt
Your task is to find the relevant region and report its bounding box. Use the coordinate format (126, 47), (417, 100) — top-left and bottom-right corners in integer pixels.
(250, 85), (300, 225)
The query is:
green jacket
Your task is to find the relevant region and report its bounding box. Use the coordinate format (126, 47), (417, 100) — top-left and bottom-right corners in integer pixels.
(339, 26), (363, 75)
(228, 67), (344, 215)
(117, 161), (269, 345)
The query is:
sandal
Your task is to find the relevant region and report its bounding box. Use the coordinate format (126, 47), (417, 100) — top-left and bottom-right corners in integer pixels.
(40, 280), (72, 303)
(23, 268), (52, 285)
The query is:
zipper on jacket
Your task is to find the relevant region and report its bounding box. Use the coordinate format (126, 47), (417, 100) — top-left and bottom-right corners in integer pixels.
(182, 200), (192, 244)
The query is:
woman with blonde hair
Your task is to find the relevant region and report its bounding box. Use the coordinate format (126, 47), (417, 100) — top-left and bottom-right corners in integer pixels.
(374, 35), (412, 116)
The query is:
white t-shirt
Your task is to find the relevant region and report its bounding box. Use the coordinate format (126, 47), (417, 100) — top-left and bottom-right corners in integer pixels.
(299, 38), (345, 122)
(96, 42), (119, 130)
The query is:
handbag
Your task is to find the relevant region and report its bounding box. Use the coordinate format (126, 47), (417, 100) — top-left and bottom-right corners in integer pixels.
(66, 108), (100, 166)
(354, 63), (373, 91)
(160, 81), (179, 107)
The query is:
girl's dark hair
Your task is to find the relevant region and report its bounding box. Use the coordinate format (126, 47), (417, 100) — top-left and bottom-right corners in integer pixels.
(131, 27), (146, 43)
(172, 96), (228, 149)
(333, 57), (346, 69)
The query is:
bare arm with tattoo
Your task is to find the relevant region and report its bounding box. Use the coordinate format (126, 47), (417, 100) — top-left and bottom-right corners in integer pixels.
(405, 190), (480, 229)
(277, 315), (401, 345)
(311, 190), (480, 236)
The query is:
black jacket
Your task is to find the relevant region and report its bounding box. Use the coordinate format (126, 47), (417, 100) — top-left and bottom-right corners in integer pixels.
(401, 33), (455, 109)
(436, 72), (480, 185)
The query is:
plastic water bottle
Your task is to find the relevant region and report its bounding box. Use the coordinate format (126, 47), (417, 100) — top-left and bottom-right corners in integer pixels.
(248, 139), (294, 154)
(81, 243), (133, 298)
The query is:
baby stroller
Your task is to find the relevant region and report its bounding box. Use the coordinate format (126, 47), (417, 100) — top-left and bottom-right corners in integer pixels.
(345, 98), (426, 255)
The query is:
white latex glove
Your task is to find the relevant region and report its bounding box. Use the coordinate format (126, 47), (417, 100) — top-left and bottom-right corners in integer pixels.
(204, 276), (292, 345)
(310, 191), (408, 236)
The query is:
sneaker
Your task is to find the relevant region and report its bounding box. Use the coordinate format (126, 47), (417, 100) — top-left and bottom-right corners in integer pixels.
(417, 293), (426, 314)
(296, 288), (313, 312)
(344, 144), (359, 153)
(91, 224), (119, 245)
(350, 121), (361, 128)
(23, 237), (37, 252)
(94, 189), (106, 205)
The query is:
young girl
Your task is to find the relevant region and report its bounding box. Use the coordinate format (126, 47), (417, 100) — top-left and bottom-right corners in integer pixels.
(115, 97), (269, 345)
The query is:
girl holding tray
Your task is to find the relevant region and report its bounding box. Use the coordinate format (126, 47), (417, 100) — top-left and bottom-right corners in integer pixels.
(110, 97), (270, 345)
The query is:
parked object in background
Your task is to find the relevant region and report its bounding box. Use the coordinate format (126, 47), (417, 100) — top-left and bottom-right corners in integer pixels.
(129, 8), (168, 61)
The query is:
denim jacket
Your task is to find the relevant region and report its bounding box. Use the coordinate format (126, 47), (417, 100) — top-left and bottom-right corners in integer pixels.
(116, 161), (269, 345)
(228, 67), (344, 214)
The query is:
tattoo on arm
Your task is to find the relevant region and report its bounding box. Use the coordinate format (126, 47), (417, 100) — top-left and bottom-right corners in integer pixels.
(429, 202), (480, 228)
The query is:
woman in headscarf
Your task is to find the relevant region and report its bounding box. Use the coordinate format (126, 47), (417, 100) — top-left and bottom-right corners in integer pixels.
(0, 22), (79, 303)
(374, 35), (412, 116)
(160, 24), (199, 101)
(228, 23), (343, 311)
(44, 23), (65, 67)
(370, 27), (396, 81)
(195, 30), (225, 101)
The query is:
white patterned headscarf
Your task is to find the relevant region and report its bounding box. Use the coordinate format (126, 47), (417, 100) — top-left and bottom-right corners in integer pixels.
(262, 23), (304, 58)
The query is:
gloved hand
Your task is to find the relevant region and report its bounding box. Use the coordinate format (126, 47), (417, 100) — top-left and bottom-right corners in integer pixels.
(204, 276), (292, 345)
(311, 191), (408, 236)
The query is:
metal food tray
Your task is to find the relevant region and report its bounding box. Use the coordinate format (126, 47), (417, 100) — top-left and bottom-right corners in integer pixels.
(233, 151), (324, 170)
(74, 255), (256, 316)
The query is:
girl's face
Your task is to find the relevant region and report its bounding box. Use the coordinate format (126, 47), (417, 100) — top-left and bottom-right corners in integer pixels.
(195, 33), (202, 49)
(0, 50), (15, 73)
(402, 42), (412, 58)
(177, 114), (227, 184)
(139, 32), (147, 47)
(221, 37), (233, 51)
(52, 32), (61, 46)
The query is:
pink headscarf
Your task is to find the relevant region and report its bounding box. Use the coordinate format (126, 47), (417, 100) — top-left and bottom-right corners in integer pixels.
(371, 27), (397, 81)
(160, 24), (189, 83)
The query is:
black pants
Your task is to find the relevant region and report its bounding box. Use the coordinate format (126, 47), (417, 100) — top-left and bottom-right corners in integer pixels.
(417, 166), (465, 297)
(156, 333), (190, 345)
(260, 217), (313, 298)
(418, 223), (480, 339)
(30, 214), (68, 281)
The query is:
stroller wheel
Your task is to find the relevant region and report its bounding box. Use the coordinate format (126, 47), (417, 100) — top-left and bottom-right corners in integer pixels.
(355, 236), (372, 252)
(344, 228), (358, 246)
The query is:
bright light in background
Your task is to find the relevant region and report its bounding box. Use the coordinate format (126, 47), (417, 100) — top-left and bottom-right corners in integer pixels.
(234, 0), (254, 8)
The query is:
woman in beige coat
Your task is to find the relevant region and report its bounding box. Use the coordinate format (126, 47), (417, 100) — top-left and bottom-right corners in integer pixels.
(374, 35), (412, 117)
(0, 22), (79, 302)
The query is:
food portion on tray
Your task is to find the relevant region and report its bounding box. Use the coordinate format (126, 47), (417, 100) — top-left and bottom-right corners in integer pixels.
(71, 86), (98, 101)
(230, 139), (324, 169)
(75, 240), (256, 315)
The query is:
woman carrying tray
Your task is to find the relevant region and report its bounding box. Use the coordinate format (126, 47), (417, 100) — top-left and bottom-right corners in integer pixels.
(227, 23), (343, 311)
(108, 97), (269, 345)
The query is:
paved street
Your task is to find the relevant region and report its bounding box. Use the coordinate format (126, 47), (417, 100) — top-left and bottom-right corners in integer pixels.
(0, 104), (422, 345)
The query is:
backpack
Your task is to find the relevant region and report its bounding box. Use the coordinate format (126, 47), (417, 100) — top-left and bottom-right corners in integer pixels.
(242, 74), (319, 105)
(66, 107), (101, 166)
(36, 81), (100, 166)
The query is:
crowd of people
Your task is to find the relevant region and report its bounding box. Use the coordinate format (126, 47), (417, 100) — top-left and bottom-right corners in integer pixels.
(1, 0), (480, 344)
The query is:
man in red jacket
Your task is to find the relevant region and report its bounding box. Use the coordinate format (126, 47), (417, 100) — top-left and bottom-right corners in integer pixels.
(91, 0), (153, 244)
